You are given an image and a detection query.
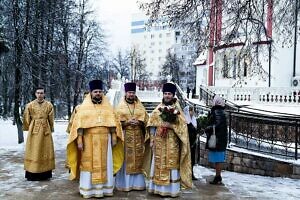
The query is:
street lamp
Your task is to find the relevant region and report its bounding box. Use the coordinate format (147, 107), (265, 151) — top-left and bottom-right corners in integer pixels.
(293, 0), (299, 77)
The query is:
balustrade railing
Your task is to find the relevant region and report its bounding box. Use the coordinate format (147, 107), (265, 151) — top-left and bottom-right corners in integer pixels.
(196, 85), (300, 160)
(206, 85), (300, 105)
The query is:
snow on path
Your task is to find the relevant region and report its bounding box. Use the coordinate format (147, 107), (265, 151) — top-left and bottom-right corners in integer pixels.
(0, 120), (300, 199)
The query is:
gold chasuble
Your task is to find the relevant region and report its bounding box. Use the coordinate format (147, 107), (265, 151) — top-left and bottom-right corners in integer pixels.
(67, 94), (124, 184)
(144, 101), (192, 189)
(66, 104), (80, 134)
(23, 100), (55, 173)
(116, 97), (149, 174)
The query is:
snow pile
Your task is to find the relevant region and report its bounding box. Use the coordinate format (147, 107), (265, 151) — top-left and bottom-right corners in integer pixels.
(194, 165), (300, 199)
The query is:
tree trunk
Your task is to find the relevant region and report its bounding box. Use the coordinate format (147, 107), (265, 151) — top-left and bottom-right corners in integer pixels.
(62, 1), (71, 118)
(13, 0), (24, 144)
(2, 62), (9, 118)
(73, 0), (85, 108)
(31, 0), (40, 95)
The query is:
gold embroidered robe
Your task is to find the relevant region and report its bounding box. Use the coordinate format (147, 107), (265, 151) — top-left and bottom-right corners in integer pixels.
(67, 94), (124, 184)
(66, 104), (80, 134)
(116, 97), (148, 174)
(144, 101), (192, 189)
(23, 100), (55, 173)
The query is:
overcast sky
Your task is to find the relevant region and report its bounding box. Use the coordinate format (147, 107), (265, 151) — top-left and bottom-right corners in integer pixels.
(91, 0), (142, 54)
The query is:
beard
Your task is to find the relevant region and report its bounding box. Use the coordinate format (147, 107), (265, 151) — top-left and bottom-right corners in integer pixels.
(92, 96), (102, 104)
(162, 97), (173, 105)
(125, 96), (135, 104)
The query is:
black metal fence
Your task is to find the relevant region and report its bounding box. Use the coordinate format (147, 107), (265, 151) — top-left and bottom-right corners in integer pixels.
(178, 85), (300, 160)
(228, 111), (299, 159)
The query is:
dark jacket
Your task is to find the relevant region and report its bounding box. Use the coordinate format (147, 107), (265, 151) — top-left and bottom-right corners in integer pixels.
(205, 105), (228, 151)
(187, 122), (197, 147)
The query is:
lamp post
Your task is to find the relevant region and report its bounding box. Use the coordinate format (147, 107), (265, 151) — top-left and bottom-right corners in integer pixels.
(293, 0), (299, 77)
(268, 40), (272, 87)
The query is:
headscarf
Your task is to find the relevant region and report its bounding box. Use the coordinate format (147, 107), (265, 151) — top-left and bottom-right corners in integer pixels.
(212, 95), (225, 107)
(183, 105), (197, 128)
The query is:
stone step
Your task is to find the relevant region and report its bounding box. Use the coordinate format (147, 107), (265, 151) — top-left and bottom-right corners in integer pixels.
(142, 102), (160, 113)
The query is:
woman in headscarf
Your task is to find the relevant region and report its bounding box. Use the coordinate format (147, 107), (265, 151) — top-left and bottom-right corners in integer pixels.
(205, 95), (228, 185)
(184, 105), (197, 180)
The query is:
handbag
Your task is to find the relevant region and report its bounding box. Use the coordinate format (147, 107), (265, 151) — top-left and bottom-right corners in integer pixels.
(208, 125), (216, 149)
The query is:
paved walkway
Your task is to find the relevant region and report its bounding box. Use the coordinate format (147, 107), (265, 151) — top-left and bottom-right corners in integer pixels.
(0, 126), (299, 200)
(0, 148), (239, 200)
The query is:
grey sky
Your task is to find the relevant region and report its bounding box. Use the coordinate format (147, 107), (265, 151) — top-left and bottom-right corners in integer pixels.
(91, 0), (142, 53)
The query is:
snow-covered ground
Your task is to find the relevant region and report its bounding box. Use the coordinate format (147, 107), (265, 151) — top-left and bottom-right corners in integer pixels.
(0, 120), (300, 199)
(194, 163), (300, 199)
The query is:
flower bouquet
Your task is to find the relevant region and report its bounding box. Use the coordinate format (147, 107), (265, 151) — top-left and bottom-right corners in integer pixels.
(157, 105), (180, 137)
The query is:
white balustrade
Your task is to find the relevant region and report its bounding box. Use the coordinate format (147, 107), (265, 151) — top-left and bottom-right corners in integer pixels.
(206, 86), (300, 105)
(136, 90), (162, 102)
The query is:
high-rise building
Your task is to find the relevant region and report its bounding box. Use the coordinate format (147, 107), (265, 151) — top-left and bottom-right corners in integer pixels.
(130, 13), (197, 90)
(131, 13), (175, 78)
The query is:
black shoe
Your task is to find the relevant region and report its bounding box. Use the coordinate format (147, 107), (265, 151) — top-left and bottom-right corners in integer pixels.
(209, 176), (222, 185)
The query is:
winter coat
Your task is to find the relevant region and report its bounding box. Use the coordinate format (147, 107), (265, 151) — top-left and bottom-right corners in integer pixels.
(205, 105), (228, 151)
(187, 122), (197, 147)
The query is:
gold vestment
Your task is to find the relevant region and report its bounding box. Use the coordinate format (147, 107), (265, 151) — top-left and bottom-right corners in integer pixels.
(67, 94), (124, 184)
(144, 101), (192, 189)
(116, 97), (148, 174)
(23, 100), (55, 173)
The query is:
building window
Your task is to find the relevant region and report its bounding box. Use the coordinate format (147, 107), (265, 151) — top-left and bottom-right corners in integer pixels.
(233, 55), (237, 79)
(159, 33), (162, 38)
(131, 28), (145, 34)
(151, 34), (154, 39)
(166, 33), (171, 37)
(131, 20), (145, 26)
(244, 60), (247, 77)
(223, 55), (229, 78)
(175, 31), (180, 36)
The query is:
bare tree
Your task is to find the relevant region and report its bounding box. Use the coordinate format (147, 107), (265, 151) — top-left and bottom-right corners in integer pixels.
(139, 0), (296, 83)
(130, 48), (148, 82)
(160, 51), (182, 84)
(111, 50), (130, 79)
(12, 0), (24, 143)
(0, 0), (107, 136)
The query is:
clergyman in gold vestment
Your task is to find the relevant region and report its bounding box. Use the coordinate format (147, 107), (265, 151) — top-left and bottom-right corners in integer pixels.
(144, 82), (192, 197)
(115, 82), (149, 191)
(66, 91), (89, 134)
(23, 87), (55, 181)
(67, 80), (124, 198)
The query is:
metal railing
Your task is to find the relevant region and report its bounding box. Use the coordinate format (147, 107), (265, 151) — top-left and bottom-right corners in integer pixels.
(175, 83), (210, 115)
(193, 85), (300, 160)
(228, 110), (299, 159)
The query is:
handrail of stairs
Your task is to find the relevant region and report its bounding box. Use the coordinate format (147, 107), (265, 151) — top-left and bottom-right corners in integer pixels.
(174, 83), (210, 116)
